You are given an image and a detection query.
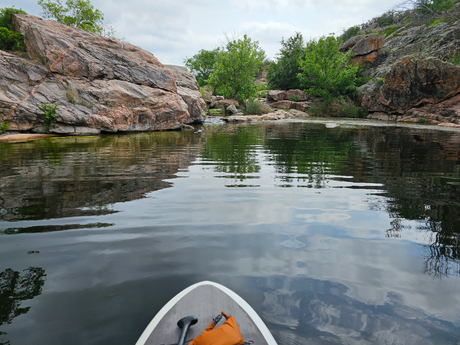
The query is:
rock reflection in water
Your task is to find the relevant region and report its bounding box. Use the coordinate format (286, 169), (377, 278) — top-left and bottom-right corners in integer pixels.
(0, 132), (203, 222)
(1, 122), (460, 345)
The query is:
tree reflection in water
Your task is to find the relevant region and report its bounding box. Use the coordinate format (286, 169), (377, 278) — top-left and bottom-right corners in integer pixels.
(0, 267), (46, 344)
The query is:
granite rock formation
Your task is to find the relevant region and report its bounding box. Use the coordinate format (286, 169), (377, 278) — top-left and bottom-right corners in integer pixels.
(355, 18), (460, 126)
(0, 14), (204, 134)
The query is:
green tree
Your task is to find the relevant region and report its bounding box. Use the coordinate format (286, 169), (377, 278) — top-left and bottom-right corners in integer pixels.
(184, 48), (221, 87)
(208, 35), (266, 105)
(0, 7), (26, 51)
(297, 36), (360, 101)
(37, 0), (104, 34)
(266, 32), (305, 90)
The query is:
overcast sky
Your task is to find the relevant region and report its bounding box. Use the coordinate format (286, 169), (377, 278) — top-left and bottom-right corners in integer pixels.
(8, 0), (402, 65)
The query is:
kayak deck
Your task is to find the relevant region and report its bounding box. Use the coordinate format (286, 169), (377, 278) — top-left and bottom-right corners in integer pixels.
(137, 281), (276, 345)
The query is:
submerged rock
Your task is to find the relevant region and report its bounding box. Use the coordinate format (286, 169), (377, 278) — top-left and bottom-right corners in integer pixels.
(0, 14), (204, 134)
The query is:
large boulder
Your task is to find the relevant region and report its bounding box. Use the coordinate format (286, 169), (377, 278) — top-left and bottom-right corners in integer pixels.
(210, 98), (239, 109)
(165, 65), (206, 123)
(340, 34), (386, 67)
(285, 89), (309, 101)
(267, 90), (286, 102)
(165, 65), (199, 91)
(359, 55), (460, 114)
(1, 14), (194, 134)
(356, 18), (460, 125)
(270, 100), (309, 112)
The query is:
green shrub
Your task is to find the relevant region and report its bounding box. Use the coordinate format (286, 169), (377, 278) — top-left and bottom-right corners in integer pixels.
(266, 32), (305, 90)
(0, 7), (26, 52)
(308, 98), (367, 118)
(38, 0), (104, 34)
(38, 104), (58, 129)
(0, 121), (9, 133)
(0, 7), (27, 31)
(428, 18), (443, 26)
(245, 99), (271, 115)
(382, 26), (398, 36)
(377, 77), (384, 84)
(376, 10), (396, 27)
(341, 26), (361, 42)
(0, 27), (24, 51)
(298, 36), (360, 102)
(415, 0), (455, 15)
(416, 116), (430, 123)
(289, 96), (300, 102)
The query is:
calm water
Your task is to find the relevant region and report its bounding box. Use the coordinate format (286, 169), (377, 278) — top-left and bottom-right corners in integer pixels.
(1, 120), (460, 345)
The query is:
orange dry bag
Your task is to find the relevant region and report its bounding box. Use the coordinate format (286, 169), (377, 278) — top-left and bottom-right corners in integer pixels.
(189, 311), (244, 345)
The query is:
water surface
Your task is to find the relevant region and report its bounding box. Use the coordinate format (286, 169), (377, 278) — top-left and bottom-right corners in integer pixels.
(1, 120), (459, 345)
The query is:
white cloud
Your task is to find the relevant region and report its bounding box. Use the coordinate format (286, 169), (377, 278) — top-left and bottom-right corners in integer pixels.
(5, 0), (403, 64)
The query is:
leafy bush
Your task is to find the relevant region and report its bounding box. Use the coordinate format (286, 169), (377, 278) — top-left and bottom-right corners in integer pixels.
(297, 36), (360, 101)
(245, 100), (271, 115)
(266, 32), (305, 90)
(376, 10), (396, 27)
(184, 48), (221, 87)
(0, 7), (26, 52)
(416, 116), (430, 123)
(38, 0), (104, 34)
(382, 26), (399, 36)
(341, 26), (361, 41)
(428, 18), (443, 26)
(308, 98), (367, 118)
(38, 104), (58, 129)
(414, 0), (455, 15)
(0, 7), (26, 31)
(208, 34), (265, 105)
(0, 121), (9, 133)
(0, 27), (25, 51)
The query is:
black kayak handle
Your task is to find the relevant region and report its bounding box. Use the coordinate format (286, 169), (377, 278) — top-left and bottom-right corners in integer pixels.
(177, 316), (198, 345)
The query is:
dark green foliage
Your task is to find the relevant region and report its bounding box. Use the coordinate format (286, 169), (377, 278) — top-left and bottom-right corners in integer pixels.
(415, 0), (455, 15)
(308, 98), (367, 118)
(266, 32), (305, 90)
(208, 35), (265, 105)
(376, 10), (396, 27)
(341, 26), (361, 42)
(0, 27), (24, 51)
(38, 104), (58, 129)
(0, 121), (9, 133)
(297, 36), (360, 102)
(38, 0), (104, 34)
(184, 48), (221, 86)
(0, 7), (26, 31)
(244, 99), (271, 115)
(382, 26), (398, 36)
(0, 7), (26, 52)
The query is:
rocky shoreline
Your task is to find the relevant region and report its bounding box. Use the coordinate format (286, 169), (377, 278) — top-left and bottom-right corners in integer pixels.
(1, 13), (460, 135)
